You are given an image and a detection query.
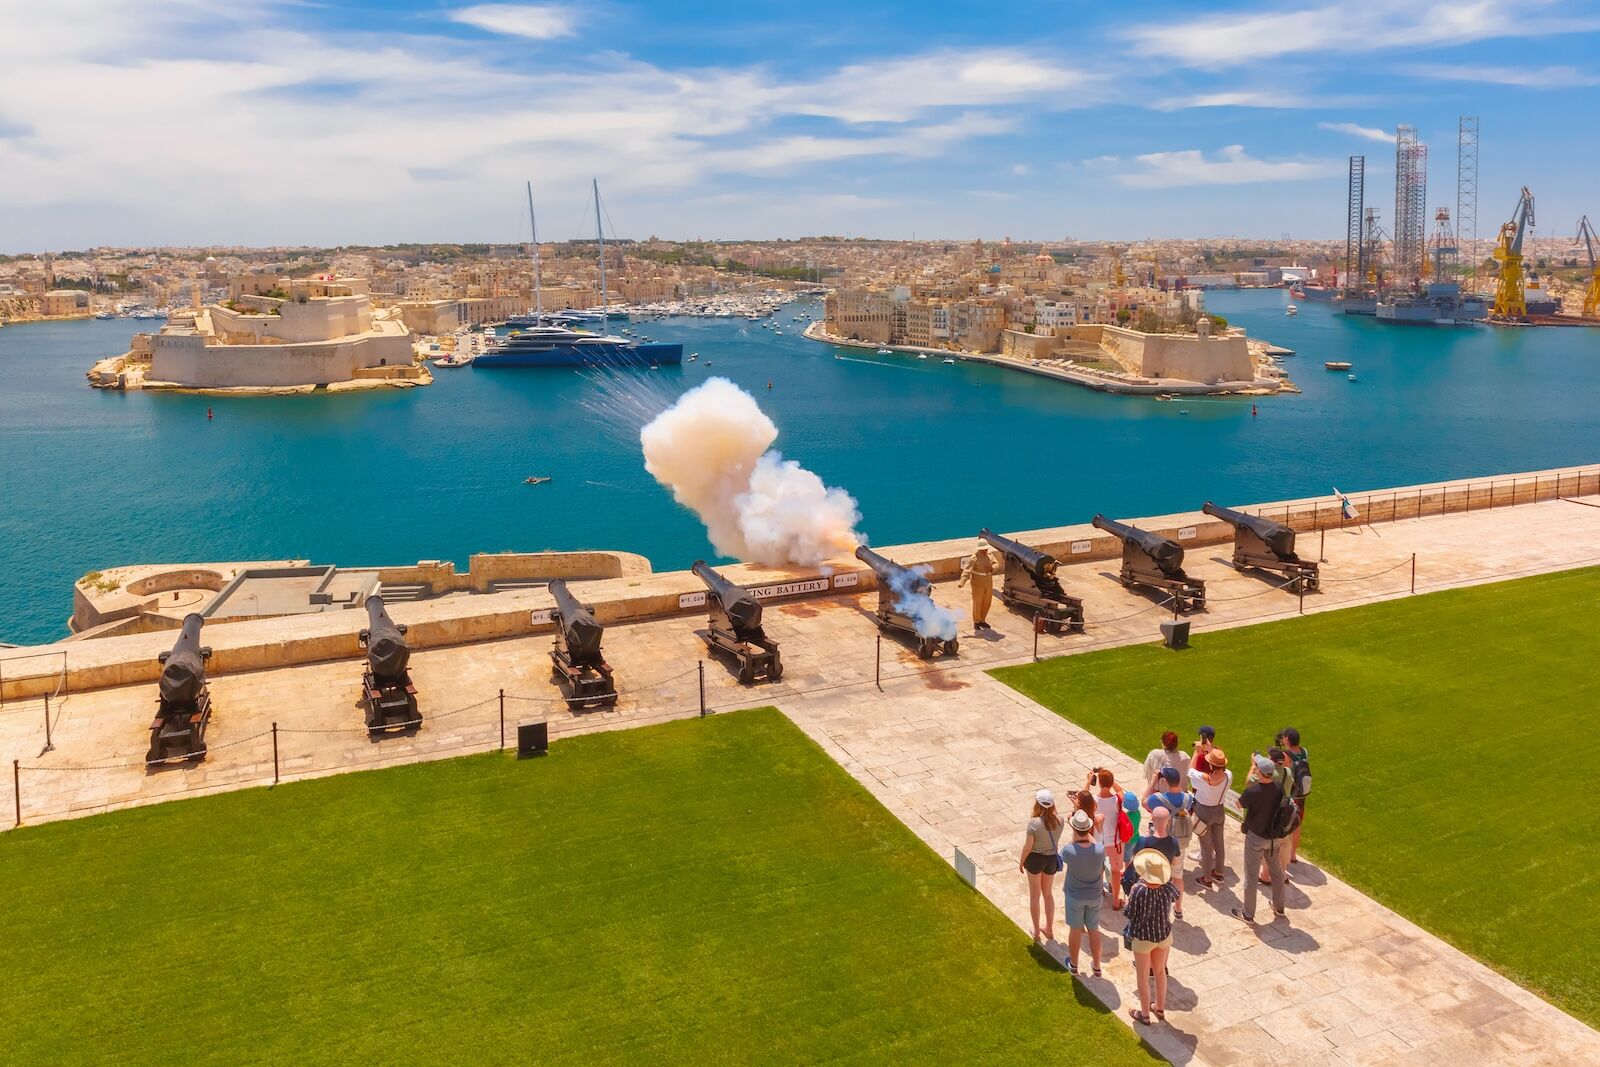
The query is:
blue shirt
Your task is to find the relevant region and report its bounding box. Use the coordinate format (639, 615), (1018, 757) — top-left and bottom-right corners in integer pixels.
(1146, 790), (1194, 816)
(1060, 841), (1107, 901)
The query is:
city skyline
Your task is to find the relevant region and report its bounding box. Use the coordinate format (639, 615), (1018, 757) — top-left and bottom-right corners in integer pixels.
(3, 0), (1600, 250)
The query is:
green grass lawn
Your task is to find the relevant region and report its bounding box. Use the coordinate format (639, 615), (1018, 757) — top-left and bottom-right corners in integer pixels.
(0, 707), (1154, 1065)
(993, 567), (1600, 1028)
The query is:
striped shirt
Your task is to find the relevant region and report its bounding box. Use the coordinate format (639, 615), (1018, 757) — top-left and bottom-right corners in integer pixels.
(1123, 882), (1180, 943)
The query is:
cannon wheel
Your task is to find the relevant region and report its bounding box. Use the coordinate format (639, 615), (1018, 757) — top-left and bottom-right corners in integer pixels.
(738, 661), (756, 685)
(944, 638), (960, 656)
(917, 637), (938, 659)
(768, 661), (784, 682)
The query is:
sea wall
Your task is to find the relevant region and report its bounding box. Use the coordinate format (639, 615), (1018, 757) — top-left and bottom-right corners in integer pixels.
(8, 464), (1596, 702)
(149, 331), (413, 388)
(1099, 325), (1254, 383)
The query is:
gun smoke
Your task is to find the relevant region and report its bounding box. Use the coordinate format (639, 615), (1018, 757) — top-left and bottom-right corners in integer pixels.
(641, 377), (863, 566)
(885, 563), (961, 641)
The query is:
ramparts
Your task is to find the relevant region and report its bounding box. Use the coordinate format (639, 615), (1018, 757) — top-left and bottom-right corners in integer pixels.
(5, 464), (1594, 702)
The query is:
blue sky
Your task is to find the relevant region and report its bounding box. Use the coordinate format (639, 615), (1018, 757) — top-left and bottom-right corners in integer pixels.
(2, 0), (1598, 249)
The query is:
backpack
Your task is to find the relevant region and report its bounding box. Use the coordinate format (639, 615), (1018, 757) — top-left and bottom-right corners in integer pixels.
(1289, 753), (1312, 798)
(1165, 794), (1195, 842)
(1269, 785), (1301, 839)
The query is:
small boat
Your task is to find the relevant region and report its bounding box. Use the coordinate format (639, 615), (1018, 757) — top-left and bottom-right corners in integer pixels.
(1347, 373), (1358, 382)
(523, 476), (551, 485)
(918, 353), (928, 360)
(1286, 304), (1299, 316)
(876, 348), (893, 355)
(1324, 361), (1352, 371)
(943, 358), (956, 365)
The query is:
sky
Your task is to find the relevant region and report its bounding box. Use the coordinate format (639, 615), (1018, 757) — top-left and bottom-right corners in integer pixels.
(3, 0), (1599, 250)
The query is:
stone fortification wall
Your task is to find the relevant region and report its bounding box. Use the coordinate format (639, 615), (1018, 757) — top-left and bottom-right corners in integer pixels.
(10, 465), (1595, 702)
(149, 331), (412, 388)
(1098, 325), (1253, 383)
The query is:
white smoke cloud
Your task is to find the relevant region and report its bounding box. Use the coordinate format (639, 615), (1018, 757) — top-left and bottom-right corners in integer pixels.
(641, 377), (862, 566)
(885, 562), (961, 641)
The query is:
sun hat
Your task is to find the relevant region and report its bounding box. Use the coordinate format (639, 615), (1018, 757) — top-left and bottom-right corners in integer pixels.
(1035, 788), (1055, 808)
(1133, 849), (1173, 886)
(1068, 809), (1095, 834)
(1207, 748), (1228, 768)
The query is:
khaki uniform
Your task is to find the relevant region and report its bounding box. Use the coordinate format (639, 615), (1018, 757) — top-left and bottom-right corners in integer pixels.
(959, 547), (999, 626)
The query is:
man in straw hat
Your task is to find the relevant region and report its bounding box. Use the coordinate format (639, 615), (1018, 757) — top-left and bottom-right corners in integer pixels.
(1123, 848), (1179, 1025)
(958, 542), (999, 631)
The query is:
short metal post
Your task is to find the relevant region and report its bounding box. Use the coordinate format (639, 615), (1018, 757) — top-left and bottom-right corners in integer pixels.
(12, 759), (19, 828)
(875, 635), (882, 690)
(698, 660), (706, 717)
(1319, 527), (1326, 562)
(1298, 586), (1305, 615)
(1410, 554), (1416, 594)
(1416, 487), (1422, 519)
(1033, 618), (1040, 662)
(271, 721), (279, 785)
(42, 693), (53, 753)
(498, 688), (505, 751)
(1465, 481), (1471, 514)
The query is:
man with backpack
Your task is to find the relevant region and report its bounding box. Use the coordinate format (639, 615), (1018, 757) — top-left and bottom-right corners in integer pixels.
(1143, 767), (1196, 908)
(1232, 754), (1296, 924)
(1278, 727), (1311, 868)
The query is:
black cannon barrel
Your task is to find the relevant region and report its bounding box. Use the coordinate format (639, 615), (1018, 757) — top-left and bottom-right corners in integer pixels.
(692, 561), (763, 633)
(549, 579), (604, 662)
(159, 613), (208, 705)
(1092, 514), (1186, 576)
(363, 596), (411, 681)
(855, 545), (931, 596)
(1202, 502), (1298, 558)
(979, 528), (1058, 579)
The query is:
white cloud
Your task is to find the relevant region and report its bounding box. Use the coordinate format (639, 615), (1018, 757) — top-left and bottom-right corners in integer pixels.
(1407, 62), (1600, 88)
(1125, 0), (1600, 68)
(1155, 91), (1307, 110)
(1110, 145), (1342, 188)
(451, 4), (577, 40)
(1319, 121), (1395, 144)
(781, 50), (1094, 122)
(1010, 163), (1030, 176)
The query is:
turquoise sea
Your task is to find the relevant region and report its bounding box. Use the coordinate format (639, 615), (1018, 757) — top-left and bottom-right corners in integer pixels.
(2, 290), (1597, 646)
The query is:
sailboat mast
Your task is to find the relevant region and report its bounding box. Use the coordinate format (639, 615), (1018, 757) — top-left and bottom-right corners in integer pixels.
(526, 181), (542, 319)
(594, 177), (606, 314)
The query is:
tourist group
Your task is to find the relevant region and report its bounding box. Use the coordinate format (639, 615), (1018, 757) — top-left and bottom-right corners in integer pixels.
(1019, 727), (1312, 1025)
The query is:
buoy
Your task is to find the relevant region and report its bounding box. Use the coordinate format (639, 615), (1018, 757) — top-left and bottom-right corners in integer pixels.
(206, 407), (213, 420)
(767, 379), (773, 389)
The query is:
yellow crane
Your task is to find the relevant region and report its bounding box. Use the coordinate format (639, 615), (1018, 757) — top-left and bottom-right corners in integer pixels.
(1577, 216), (1600, 318)
(1491, 186), (1535, 318)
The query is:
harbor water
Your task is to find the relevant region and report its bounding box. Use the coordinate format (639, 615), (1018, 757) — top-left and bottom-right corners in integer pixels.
(2, 289), (1597, 645)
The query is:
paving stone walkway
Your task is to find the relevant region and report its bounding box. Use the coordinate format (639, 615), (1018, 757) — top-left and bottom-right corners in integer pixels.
(781, 671), (1600, 1065)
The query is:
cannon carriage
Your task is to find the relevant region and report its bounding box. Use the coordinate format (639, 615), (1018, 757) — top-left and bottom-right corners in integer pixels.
(1091, 515), (1207, 613)
(979, 528), (1085, 633)
(147, 613), (214, 765)
(547, 579), (618, 708)
(854, 546), (960, 659)
(1201, 502), (1320, 593)
(358, 595), (420, 734)
(691, 562), (783, 684)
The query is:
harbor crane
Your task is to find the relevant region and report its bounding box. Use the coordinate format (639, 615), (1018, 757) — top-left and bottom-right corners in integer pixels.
(1577, 216), (1600, 318)
(1491, 186), (1535, 318)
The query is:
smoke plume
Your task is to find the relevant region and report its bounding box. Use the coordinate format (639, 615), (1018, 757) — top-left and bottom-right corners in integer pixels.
(885, 564), (961, 641)
(641, 377), (862, 566)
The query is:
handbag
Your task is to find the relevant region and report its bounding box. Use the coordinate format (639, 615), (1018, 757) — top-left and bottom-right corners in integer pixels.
(1121, 884), (1142, 950)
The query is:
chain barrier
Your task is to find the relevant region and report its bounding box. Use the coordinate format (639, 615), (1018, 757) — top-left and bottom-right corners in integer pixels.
(1316, 557), (1417, 584)
(18, 728), (276, 772)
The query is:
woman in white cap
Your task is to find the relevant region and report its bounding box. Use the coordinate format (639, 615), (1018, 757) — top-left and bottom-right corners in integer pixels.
(1123, 849), (1179, 1025)
(1018, 788), (1064, 942)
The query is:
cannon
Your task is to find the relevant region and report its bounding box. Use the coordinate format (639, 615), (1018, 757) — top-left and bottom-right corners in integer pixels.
(854, 546), (960, 659)
(358, 596), (420, 733)
(1202, 502), (1320, 593)
(548, 579), (617, 708)
(1091, 515), (1207, 612)
(147, 613), (213, 764)
(979, 528), (1085, 633)
(692, 562), (783, 684)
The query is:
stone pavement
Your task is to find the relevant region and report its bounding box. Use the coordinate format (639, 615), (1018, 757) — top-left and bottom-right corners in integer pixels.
(6, 498), (1600, 830)
(781, 669), (1600, 1066)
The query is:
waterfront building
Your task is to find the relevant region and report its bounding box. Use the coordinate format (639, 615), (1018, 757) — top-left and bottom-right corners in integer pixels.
(40, 289), (91, 317)
(143, 279), (417, 390)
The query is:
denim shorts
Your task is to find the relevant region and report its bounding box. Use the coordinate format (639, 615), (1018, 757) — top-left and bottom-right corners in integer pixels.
(1065, 895), (1102, 930)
